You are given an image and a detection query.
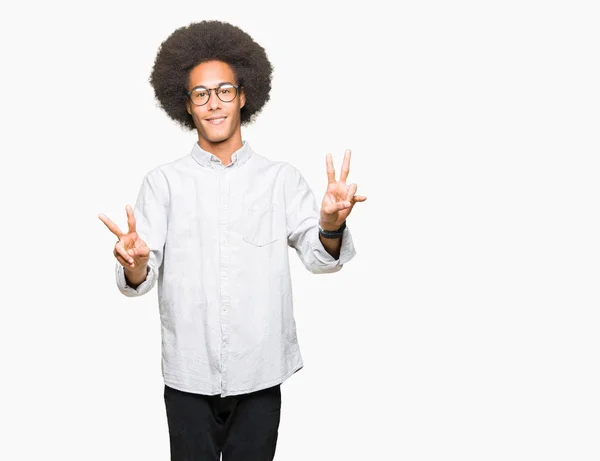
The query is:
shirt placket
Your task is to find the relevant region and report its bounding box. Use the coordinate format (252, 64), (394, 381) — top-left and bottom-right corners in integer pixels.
(218, 166), (231, 393)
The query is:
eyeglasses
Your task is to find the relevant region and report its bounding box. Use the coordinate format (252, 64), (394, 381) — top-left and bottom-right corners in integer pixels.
(186, 83), (242, 106)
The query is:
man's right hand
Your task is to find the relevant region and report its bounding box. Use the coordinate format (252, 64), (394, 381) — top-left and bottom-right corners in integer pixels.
(98, 205), (150, 276)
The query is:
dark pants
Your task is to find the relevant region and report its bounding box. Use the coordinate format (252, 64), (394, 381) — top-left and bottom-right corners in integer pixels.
(164, 384), (282, 461)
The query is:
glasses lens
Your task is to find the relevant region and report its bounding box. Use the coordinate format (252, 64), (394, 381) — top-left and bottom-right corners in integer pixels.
(216, 84), (237, 102)
(190, 88), (209, 106)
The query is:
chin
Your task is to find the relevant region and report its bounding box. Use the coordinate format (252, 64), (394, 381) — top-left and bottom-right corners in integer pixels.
(198, 134), (231, 145)
(196, 127), (227, 142)
(206, 134), (231, 143)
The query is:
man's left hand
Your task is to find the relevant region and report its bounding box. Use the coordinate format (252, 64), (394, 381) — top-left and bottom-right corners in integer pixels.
(319, 149), (367, 231)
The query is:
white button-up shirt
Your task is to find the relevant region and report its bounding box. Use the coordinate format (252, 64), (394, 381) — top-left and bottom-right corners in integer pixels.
(115, 141), (356, 396)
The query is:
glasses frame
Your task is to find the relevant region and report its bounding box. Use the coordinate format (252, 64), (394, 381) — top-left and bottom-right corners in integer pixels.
(186, 83), (242, 106)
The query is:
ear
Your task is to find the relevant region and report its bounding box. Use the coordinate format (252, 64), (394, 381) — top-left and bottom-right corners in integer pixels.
(239, 89), (246, 109)
(185, 100), (192, 115)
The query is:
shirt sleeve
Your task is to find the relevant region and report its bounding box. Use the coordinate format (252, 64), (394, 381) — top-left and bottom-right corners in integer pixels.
(284, 164), (357, 274)
(115, 169), (169, 296)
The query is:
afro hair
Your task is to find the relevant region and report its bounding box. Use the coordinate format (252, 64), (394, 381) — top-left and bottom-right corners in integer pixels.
(149, 20), (273, 130)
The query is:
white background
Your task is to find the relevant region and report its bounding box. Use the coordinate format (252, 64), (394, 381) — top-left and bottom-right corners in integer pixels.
(1, 0), (599, 459)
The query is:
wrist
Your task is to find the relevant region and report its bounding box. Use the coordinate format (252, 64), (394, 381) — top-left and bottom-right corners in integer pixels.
(124, 264), (149, 284)
(318, 220), (346, 239)
(319, 219), (345, 232)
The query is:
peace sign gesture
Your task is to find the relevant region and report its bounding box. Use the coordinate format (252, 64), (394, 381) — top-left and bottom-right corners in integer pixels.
(320, 149), (367, 230)
(98, 205), (150, 271)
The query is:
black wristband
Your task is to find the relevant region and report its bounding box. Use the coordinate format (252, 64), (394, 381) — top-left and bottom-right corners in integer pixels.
(318, 221), (346, 239)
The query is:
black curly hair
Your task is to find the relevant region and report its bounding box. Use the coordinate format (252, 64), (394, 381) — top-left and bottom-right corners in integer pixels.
(149, 20), (273, 130)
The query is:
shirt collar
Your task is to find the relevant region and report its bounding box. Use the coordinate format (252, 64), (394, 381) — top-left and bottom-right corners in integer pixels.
(190, 140), (253, 169)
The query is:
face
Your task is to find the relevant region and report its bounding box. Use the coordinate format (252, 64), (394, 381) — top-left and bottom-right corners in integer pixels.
(185, 60), (246, 150)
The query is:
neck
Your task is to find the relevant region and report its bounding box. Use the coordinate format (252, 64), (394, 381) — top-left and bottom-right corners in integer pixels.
(197, 132), (243, 166)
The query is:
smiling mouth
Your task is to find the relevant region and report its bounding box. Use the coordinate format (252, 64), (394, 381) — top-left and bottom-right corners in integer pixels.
(205, 116), (227, 125)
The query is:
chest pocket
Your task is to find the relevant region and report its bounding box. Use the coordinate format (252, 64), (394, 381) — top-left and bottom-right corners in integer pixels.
(242, 201), (281, 247)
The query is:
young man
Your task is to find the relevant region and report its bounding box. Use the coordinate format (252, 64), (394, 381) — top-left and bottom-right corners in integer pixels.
(99, 20), (365, 461)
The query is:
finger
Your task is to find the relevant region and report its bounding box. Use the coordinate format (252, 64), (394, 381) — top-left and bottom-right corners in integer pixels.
(134, 246), (151, 259)
(334, 200), (352, 210)
(114, 246), (134, 267)
(115, 252), (134, 268)
(98, 214), (123, 238)
(115, 242), (134, 264)
(126, 205), (136, 234)
(353, 195), (367, 202)
(326, 153), (336, 184)
(322, 200), (348, 215)
(339, 149), (351, 183)
(323, 192), (337, 205)
(346, 183), (358, 201)
(126, 246), (150, 260)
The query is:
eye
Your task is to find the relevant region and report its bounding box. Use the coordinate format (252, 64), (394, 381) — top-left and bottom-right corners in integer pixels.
(191, 88), (208, 98)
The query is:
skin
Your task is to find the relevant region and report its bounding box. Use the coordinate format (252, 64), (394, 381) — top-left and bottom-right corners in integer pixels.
(185, 60), (246, 165)
(99, 59), (366, 284)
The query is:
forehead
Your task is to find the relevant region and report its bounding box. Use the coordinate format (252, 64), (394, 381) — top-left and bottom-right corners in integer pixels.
(188, 60), (236, 88)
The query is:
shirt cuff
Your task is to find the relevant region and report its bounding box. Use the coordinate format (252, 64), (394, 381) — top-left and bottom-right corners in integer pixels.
(310, 225), (357, 268)
(115, 263), (155, 297)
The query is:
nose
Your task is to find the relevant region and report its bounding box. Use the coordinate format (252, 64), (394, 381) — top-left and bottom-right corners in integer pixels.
(207, 90), (222, 110)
